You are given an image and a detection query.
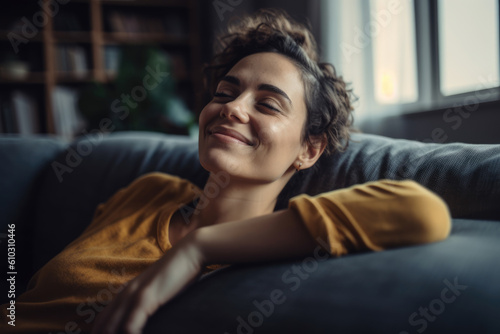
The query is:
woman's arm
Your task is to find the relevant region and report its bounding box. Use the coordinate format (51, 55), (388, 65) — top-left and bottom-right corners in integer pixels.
(196, 179), (451, 265)
(91, 180), (451, 334)
(194, 208), (318, 264)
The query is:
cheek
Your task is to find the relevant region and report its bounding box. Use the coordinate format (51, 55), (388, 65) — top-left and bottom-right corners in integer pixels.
(199, 103), (219, 130)
(257, 120), (303, 154)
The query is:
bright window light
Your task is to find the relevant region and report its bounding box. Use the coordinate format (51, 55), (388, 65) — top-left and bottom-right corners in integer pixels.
(371, 0), (418, 104)
(438, 0), (500, 96)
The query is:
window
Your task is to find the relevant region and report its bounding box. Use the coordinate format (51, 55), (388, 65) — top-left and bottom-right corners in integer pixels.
(438, 0), (499, 96)
(322, 0), (500, 119)
(371, 0), (418, 105)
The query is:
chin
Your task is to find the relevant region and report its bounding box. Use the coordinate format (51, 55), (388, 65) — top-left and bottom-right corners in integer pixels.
(199, 150), (244, 177)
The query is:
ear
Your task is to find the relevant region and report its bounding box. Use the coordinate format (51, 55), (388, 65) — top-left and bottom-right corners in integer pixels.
(296, 134), (327, 170)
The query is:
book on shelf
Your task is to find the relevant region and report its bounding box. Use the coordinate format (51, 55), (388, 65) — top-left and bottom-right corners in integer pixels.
(12, 91), (40, 135)
(52, 86), (86, 140)
(56, 45), (89, 77)
(108, 11), (187, 37)
(0, 91), (40, 134)
(104, 46), (122, 76)
(0, 96), (15, 133)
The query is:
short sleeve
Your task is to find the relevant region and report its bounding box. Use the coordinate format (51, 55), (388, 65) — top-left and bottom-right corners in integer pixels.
(288, 180), (451, 255)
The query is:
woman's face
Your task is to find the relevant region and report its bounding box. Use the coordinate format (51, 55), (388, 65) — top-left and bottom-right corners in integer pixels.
(198, 52), (308, 184)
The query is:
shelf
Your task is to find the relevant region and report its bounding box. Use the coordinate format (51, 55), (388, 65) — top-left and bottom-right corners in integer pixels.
(0, 72), (45, 84)
(103, 32), (189, 45)
(103, 71), (117, 82)
(55, 72), (94, 83)
(103, 70), (191, 84)
(100, 0), (191, 8)
(73, 0), (183, 4)
(52, 31), (93, 43)
(0, 30), (44, 42)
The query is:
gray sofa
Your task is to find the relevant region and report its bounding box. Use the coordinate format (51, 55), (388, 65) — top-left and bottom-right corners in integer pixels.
(1, 131), (499, 333)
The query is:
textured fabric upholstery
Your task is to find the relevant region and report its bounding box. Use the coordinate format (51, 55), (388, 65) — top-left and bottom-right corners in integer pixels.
(0, 135), (68, 229)
(282, 133), (500, 220)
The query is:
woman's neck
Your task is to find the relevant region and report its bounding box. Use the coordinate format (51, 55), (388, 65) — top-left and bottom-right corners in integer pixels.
(189, 172), (288, 229)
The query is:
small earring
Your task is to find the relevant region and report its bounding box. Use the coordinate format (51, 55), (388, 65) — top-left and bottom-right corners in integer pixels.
(296, 162), (303, 172)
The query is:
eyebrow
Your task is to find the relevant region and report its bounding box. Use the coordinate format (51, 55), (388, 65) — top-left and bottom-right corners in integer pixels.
(220, 75), (293, 106)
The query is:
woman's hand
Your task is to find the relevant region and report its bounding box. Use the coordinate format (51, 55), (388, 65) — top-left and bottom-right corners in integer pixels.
(90, 233), (204, 334)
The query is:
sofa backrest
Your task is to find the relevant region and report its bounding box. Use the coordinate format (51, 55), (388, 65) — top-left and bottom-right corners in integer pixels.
(0, 136), (68, 229)
(280, 132), (500, 220)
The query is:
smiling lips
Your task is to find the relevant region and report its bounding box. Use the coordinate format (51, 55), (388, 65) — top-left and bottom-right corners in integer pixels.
(209, 126), (255, 146)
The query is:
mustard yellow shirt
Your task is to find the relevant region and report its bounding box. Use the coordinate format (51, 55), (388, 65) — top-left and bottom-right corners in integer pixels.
(0, 172), (451, 333)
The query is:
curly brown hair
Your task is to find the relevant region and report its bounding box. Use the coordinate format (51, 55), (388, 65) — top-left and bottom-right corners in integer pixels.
(203, 8), (355, 155)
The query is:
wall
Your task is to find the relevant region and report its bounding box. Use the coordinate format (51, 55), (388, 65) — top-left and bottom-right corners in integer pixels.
(201, 0), (321, 63)
(359, 101), (500, 144)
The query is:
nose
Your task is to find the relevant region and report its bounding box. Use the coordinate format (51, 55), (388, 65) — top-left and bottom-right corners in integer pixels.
(220, 97), (250, 123)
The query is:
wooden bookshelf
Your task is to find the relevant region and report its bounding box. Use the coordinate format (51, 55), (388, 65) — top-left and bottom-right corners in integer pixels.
(0, 0), (202, 137)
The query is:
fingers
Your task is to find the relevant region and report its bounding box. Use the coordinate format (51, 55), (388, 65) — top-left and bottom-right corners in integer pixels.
(90, 240), (203, 333)
(91, 279), (155, 334)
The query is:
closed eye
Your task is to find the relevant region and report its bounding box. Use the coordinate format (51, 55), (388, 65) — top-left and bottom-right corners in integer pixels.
(213, 92), (233, 99)
(214, 92), (281, 113)
(258, 98), (282, 113)
(259, 102), (280, 112)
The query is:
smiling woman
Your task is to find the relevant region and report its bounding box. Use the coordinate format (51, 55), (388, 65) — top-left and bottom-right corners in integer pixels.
(0, 9), (451, 334)
(199, 52), (310, 185)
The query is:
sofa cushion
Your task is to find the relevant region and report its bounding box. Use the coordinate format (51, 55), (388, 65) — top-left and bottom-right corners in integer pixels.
(145, 218), (500, 334)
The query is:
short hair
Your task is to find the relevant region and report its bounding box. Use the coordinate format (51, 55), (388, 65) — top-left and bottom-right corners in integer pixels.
(203, 8), (355, 155)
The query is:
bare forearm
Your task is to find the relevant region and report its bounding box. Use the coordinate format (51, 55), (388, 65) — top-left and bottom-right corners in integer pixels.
(191, 209), (318, 265)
